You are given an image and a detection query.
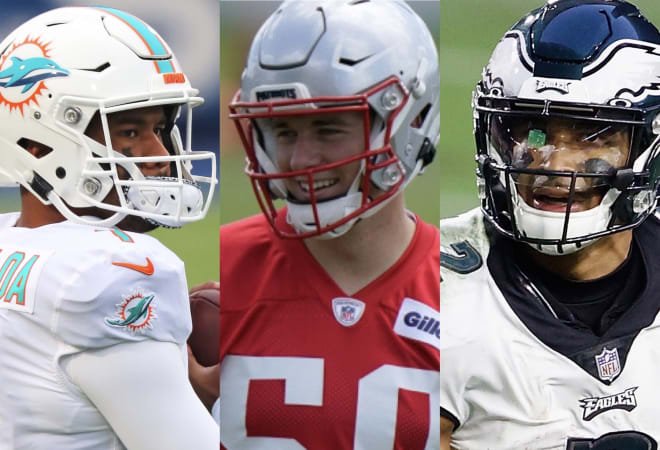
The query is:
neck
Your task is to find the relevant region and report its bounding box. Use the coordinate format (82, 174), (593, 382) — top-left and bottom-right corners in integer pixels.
(16, 192), (66, 228)
(525, 230), (633, 281)
(303, 193), (416, 295)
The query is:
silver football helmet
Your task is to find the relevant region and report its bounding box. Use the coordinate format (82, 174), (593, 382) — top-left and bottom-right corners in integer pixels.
(230, 0), (439, 239)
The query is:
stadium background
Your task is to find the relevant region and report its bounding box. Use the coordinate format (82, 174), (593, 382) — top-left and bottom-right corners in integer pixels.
(0, 0), (219, 287)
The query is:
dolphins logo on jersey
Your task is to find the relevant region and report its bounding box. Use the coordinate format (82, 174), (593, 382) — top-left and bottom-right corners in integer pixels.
(105, 291), (157, 333)
(0, 35), (69, 115)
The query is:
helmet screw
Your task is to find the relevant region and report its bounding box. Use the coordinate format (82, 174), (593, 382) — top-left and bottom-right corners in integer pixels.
(381, 87), (402, 111)
(477, 178), (487, 200)
(33, 111), (41, 120)
(652, 113), (660, 135)
(382, 163), (402, 186)
(82, 178), (102, 196)
(64, 107), (82, 124)
(633, 190), (654, 213)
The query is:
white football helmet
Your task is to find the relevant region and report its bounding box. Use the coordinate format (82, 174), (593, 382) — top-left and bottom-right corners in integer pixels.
(229, 0), (439, 239)
(474, 0), (660, 255)
(0, 7), (216, 228)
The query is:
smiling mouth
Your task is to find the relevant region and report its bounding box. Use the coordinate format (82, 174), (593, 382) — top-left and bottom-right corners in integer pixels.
(298, 178), (339, 194)
(530, 188), (593, 213)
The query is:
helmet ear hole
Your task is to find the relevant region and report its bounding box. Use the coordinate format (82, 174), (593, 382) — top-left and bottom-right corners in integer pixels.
(83, 111), (104, 152)
(411, 104), (431, 129)
(17, 138), (53, 159)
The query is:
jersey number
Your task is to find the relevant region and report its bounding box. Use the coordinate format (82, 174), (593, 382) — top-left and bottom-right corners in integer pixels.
(220, 356), (439, 450)
(440, 241), (482, 275)
(567, 431), (657, 450)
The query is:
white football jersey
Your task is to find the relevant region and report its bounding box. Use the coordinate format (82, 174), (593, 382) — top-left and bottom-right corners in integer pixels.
(441, 208), (660, 450)
(0, 214), (191, 450)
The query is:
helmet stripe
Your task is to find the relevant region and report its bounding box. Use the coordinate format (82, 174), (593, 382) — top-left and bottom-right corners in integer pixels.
(93, 7), (175, 74)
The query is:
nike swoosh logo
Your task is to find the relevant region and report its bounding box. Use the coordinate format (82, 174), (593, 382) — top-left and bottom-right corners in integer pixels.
(112, 257), (154, 276)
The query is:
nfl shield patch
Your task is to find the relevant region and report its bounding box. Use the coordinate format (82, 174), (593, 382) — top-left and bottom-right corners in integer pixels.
(331, 297), (365, 327)
(595, 347), (621, 382)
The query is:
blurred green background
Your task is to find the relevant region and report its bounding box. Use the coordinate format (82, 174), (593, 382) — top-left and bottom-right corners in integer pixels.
(219, 1), (441, 227)
(439, 0), (660, 218)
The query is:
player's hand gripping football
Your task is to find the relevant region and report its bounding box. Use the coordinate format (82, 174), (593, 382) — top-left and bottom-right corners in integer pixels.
(187, 281), (220, 412)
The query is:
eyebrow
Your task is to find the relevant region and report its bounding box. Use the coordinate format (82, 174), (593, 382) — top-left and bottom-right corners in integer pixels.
(110, 114), (167, 126)
(272, 117), (350, 129)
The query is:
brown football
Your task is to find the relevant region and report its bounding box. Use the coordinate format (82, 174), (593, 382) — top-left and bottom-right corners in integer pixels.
(187, 288), (220, 367)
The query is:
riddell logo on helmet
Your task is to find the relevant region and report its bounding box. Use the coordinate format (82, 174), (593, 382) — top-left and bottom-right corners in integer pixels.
(256, 88), (297, 102)
(0, 36), (69, 115)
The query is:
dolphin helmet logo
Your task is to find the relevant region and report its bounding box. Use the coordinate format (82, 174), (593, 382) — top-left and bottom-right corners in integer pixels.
(0, 35), (70, 114)
(0, 56), (69, 93)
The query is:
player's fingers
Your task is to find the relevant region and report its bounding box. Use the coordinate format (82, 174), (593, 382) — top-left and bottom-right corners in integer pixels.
(187, 344), (201, 367)
(189, 280), (220, 295)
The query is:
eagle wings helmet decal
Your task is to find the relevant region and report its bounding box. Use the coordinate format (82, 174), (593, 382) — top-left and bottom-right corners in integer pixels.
(485, 31), (660, 107)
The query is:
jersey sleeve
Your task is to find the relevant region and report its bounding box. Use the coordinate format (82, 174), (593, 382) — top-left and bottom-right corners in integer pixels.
(440, 281), (476, 429)
(63, 340), (219, 450)
(52, 230), (191, 350)
(440, 208), (493, 428)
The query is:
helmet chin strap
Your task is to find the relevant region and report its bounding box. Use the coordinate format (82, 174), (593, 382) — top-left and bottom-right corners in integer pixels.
(287, 158), (423, 239)
(511, 182), (620, 255)
(286, 159), (367, 239)
(125, 177), (204, 228)
(48, 191), (127, 227)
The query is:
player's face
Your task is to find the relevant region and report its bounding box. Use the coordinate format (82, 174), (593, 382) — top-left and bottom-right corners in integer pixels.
(492, 116), (631, 213)
(86, 105), (171, 180)
(272, 111), (365, 202)
(84, 105), (172, 231)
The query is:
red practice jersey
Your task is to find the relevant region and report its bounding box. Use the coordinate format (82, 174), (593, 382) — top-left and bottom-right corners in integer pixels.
(220, 213), (439, 450)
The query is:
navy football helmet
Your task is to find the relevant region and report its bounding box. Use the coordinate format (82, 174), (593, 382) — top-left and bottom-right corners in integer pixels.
(474, 0), (660, 254)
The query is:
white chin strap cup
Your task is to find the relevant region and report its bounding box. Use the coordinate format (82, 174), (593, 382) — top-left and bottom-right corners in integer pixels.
(512, 187), (619, 255)
(126, 177), (204, 228)
(286, 191), (363, 240)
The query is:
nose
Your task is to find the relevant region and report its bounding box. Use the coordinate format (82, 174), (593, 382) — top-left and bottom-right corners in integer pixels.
(541, 144), (585, 173)
(139, 132), (171, 177)
(288, 133), (323, 172)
